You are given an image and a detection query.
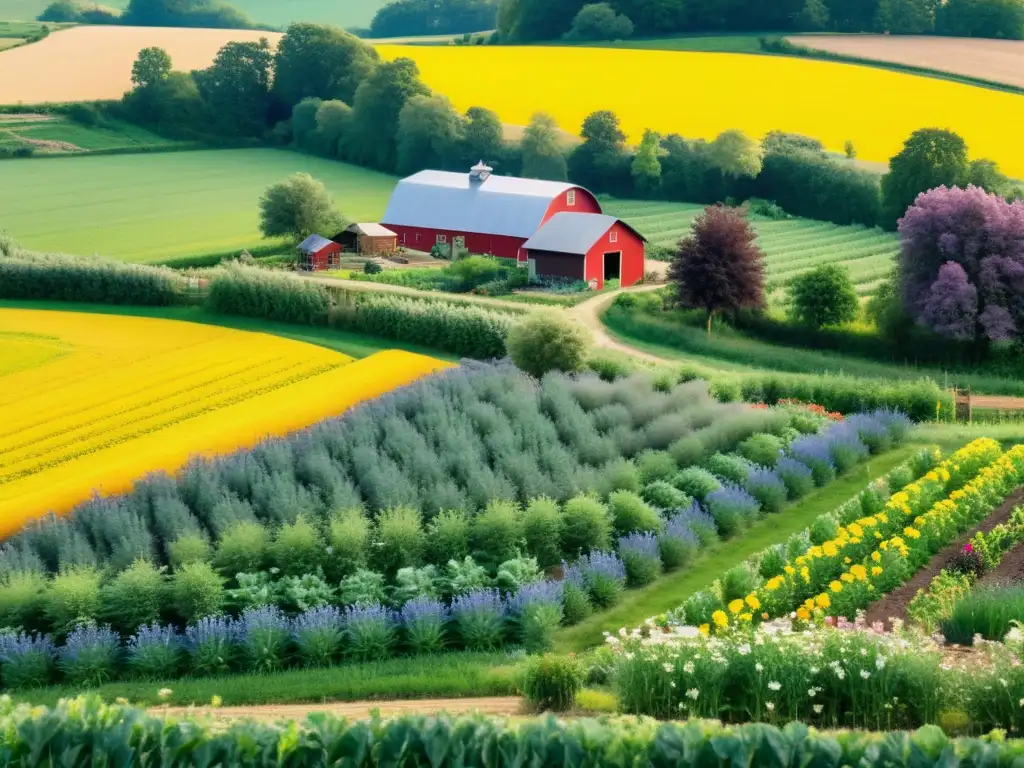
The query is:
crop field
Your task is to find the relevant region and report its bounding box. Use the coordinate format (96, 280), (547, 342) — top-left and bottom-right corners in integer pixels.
(0, 149), (397, 262)
(788, 34), (1024, 89)
(379, 45), (1024, 178)
(603, 200), (898, 295)
(0, 308), (449, 533)
(0, 113), (175, 154)
(0, 26), (283, 104)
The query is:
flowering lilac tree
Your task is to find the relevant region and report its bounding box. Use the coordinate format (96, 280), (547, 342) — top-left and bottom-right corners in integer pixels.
(898, 185), (1024, 344)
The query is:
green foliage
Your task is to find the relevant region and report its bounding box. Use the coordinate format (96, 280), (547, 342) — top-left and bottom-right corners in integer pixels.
(99, 560), (166, 634)
(705, 453), (751, 484)
(522, 498), (564, 568)
(640, 481), (691, 511)
(391, 565), (439, 605)
(208, 264), (331, 325)
(269, 515), (326, 577)
(470, 500), (525, 570)
(737, 433), (784, 467)
(495, 556), (541, 593)
(720, 564), (756, 602)
(374, 507), (425, 577)
(167, 532), (211, 569)
(608, 490), (662, 535)
(171, 562), (225, 625)
(424, 510), (471, 567)
(562, 582), (592, 625)
(787, 264), (859, 329)
(564, 2), (635, 40)
(0, 571), (48, 633)
(636, 449), (677, 484)
(44, 568), (101, 636)
(942, 584), (1024, 644)
(521, 654), (584, 712)
(340, 569), (387, 606)
(559, 495), (613, 558)
(507, 313), (590, 379)
(596, 458), (641, 495)
(258, 172), (345, 241)
(327, 508), (370, 580)
(908, 569), (972, 633)
(0, 252), (183, 306)
(520, 112), (568, 182)
(443, 556), (490, 597)
(881, 128), (968, 227)
(708, 130), (764, 179)
(214, 521), (269, 579)
(672, 467), (721, 501)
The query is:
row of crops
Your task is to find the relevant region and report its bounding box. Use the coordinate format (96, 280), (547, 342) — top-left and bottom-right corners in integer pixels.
(604, 200), (899, 296)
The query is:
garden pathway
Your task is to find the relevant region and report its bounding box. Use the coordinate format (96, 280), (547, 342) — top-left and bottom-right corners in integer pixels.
(152, 696), (523, 722)
(566, 284), (670, 364)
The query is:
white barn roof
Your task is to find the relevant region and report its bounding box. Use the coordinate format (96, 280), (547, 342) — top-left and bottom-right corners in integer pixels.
(382, 170), (584, 239)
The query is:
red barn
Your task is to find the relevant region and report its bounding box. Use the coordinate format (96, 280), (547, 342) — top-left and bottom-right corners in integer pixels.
(380, 162), (643, 286)
(296, 234), (341, 271)
(523, 213), (646, 290)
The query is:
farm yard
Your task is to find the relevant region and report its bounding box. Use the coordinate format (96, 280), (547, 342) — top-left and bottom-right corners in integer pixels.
(377, 44), (1024, 178)
(787, 34), (1024, 89)
(0, 112), (176, 154)
(0, 307), (449, 533)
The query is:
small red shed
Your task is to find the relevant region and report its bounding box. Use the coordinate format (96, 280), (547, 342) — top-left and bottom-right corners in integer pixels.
(296, 234), (341, 272)
(523, 213), (646, 290)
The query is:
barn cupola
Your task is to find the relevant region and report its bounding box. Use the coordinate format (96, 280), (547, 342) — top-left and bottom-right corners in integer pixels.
(469, 161), (493, 184)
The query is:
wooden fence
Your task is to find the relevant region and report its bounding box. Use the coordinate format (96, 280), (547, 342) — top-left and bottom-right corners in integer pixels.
(953, 387), (1024, 422)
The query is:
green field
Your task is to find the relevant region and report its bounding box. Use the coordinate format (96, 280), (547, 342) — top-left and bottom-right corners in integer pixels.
(603, 199), (899, 296)
(0, 0), (385, 26)
(0, 148), (397, 262)
(0, 114), (177, 153)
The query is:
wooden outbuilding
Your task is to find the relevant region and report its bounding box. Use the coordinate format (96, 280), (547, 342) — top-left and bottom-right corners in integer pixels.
(523, 213), (646, 290)
(331, 223), (398, 255)
(296, 234), (341, 272)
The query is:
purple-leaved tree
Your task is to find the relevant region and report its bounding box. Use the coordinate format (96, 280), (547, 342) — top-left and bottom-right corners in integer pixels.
(898, 185), (1024, 345)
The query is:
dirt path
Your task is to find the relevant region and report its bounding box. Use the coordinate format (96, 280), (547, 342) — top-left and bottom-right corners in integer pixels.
(151, 696), (523, 722)
(294, 273), (530, 312)
(566, 284), (670, 364)
(862, 487), (1024, 629)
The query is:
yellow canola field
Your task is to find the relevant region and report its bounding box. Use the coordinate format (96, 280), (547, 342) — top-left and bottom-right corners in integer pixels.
(0, 309), (451, 537)
(376, 45), (1024, 179)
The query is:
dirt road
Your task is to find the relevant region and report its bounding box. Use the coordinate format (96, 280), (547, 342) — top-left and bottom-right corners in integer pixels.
(152, 696), (523, 722)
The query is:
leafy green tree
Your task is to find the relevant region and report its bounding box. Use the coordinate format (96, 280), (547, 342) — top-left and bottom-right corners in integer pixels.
(615, 0), (687, 33)
(936, 0), (1024, 39)
(797, 0), (830, 28)
(348, 58), (430, 171)
(193, 38), (272, 137)
(966, 158), (1013, 197)
(787, 264), (860, 328)
(458, 106), (504, 167)
(396, 94), (463, 175)
(130, 46), (171, 90)
(499, 0), (587, 40)
(289, 97), (322, 151)
(258, 173), (345, 240)
(564, 2), (635, 39)
(668, 205), (766, 335)
(708, 129), (764, 179)
(844, 140), (857, 159)
(874, 0), (937, 32)
(631, 129), (662, 196)
(520, 112), (568, 181)
(315, 100), (353, 158)
(569, 109), (631, 193)
(881, 128), (968, 227)
(507, 313), (590, 378)
(272, 23), (379, 108)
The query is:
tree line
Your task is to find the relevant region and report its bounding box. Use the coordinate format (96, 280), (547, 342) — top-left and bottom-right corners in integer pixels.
(499, 0), (1024, 41)
(38, 0), (256, 29)
(368, 0), (499, 38)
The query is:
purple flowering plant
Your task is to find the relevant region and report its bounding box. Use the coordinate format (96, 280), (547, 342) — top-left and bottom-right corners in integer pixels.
(776, 457), (815, 499)
(575, 551), (626, 609)
(618, 533), (662, 587)
(59, 622), (120, 686)
(345, 602), (397, 661)
(239, 606), (290, 673)
(185, 615), (237, 676)
(127, 623), (180, 680)
(705, 483), (761, 537)
(0, 631), (55, 689)
(294, 605), (344, 667)
(788, 435), (836, 487)
(507, 580), (563, 653)
(451, 588), (506, 650)
(744, 467), (787, 514)
(400, 596), (448, 654)
(658, 513), (700, 570)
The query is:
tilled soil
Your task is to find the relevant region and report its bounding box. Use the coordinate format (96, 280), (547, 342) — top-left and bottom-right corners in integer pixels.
(862, 487), (1024, 630)
(151, 696), (524, 722)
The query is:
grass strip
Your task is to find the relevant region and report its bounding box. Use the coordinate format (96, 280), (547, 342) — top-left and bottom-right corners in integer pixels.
(553, 444), (921, 652)
(13, 652), (519, 709)
(0, 300), (460, 362)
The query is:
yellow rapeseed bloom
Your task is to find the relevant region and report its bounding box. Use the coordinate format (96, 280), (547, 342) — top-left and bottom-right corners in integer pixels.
(712, 610), (729, 628)
(728, 599), (744, 615)
(0, 309), (452, 534)
(377, 45), (1024, 177)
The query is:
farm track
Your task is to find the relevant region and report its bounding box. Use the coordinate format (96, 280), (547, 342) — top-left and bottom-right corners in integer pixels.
(151, 696), (524, 722)
(294, 273), (529, 312)
(862, 487), (1024, 630)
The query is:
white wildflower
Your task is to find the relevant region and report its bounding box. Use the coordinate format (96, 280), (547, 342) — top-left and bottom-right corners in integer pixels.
(807, 688), (817, 698)
(157, 688), (172, 699)
(686, 688), (700, 700)
(738, 643), (751, 656)
(755, 662), (764, 673)
(813, 704), (823, 714)
(765, 702), (775, 712)
(768, 681), (781, 692)
(860, 670), (871, 680)
(683, 661), (695, 674)
(663, 663), (674, 673)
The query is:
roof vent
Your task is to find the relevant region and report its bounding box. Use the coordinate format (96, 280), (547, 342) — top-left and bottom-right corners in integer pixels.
(469, 161), (492, 183)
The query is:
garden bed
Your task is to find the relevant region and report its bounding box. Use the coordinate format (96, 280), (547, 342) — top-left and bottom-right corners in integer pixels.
(863, 487), (1024, 629)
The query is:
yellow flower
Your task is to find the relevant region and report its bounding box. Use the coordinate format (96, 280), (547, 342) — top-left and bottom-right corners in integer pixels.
(822, 542), (839, 557)
(848, 523), (863, 537)
(877, 513), (888, 524)
(745, 594), (761, 611)
(850, 564), (867, 581)
(830, 580), (843, 593)
(871, 566), (883, 576)
(739, 612), (753, 622)
(765, 576), (783, 591)
(844, 557), (852, 564)
(796, 607), (811, 621)
(784, 565), (796, 576)
(699, 623), (710, 636)
(840, 572), (854, 583)
(210, 695), (223, 708)
(904, 527), (921, 539)
(815, 594), (831, 609)
(871, 551), (882, 562)
(712, 610), (729, 628)
(728, 599), (744, 615)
